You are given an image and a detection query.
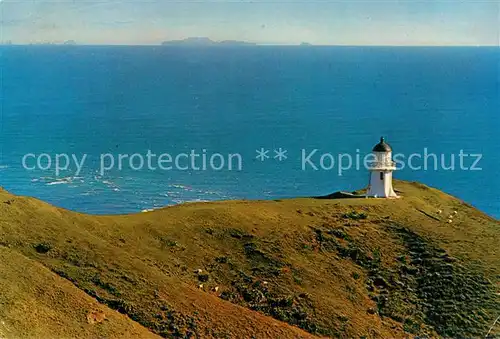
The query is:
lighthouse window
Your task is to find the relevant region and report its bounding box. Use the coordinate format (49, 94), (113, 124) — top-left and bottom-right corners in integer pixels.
(380, 172), (384, 180)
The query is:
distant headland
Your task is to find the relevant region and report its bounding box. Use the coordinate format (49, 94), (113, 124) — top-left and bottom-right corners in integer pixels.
(0, 39), (317, 46)
(161, 37), (257, 46)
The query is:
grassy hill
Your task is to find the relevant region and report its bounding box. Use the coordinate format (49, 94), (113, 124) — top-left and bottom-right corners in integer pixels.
(0, 180), (498, 338)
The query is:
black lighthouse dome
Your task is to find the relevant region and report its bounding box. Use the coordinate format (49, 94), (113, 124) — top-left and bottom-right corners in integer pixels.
(372, 137), (392, 152)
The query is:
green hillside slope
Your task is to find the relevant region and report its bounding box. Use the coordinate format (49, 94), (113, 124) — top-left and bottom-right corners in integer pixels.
(0, 180), (498, 338)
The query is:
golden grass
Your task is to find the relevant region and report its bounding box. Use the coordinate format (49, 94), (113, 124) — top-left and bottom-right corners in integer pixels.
(0, 180), (498, 338)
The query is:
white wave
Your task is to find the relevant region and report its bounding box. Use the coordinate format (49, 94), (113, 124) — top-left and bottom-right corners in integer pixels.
(46, 181), (69, 186)
(172, 198), (209, 205)
(170, 184), (193, 191)
(45, 177), (74, 186)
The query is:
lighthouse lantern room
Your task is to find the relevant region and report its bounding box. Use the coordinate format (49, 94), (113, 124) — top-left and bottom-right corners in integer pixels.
(367, 137), (398, 198)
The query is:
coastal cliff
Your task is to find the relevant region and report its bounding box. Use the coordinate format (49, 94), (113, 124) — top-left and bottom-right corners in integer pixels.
(0, 180), (498, 338)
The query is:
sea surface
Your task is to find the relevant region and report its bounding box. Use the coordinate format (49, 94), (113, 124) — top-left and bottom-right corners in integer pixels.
(0, 46), (498, 217)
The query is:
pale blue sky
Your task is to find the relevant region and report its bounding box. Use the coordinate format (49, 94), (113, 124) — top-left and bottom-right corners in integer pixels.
(0, 0), (498, 45)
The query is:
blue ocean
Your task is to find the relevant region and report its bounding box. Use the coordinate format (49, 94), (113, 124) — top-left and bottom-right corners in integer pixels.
(0, 46), (498, 217)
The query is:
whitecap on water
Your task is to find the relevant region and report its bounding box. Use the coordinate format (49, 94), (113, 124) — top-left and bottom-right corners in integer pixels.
(46, 181), (69, 186)
(46, 177), (73, 186)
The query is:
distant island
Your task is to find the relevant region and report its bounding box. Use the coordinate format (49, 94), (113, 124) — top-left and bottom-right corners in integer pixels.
(21, 41), (78, 46)
(300, 42), (313, 46)
(161, 37), (257, 46)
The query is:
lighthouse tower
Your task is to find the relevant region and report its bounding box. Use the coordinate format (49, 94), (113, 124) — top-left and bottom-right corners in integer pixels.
(367, 137), (398, 198)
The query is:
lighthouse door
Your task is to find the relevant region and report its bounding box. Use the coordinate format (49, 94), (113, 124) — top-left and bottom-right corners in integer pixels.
(380, 172), (384, 180)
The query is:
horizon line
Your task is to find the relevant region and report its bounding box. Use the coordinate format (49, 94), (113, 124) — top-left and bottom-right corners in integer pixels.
(1, 43), (499, 48)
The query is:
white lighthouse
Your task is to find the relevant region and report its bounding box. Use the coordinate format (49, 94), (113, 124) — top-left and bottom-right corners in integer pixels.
(367, 137), (398, 198)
